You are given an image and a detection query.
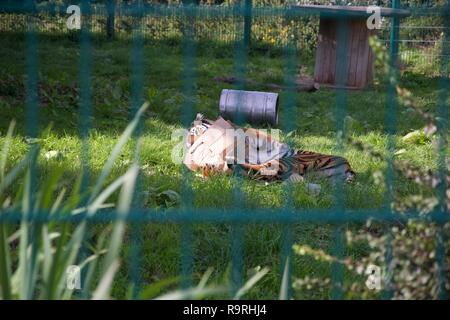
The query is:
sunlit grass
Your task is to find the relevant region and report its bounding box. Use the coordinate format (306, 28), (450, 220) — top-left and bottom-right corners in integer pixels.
(0, 32), (447, 299)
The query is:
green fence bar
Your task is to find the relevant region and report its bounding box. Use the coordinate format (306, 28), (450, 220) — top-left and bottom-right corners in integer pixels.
(106, 0), (115, 40)
(436, 0), (450, 300)
(180, 3), (196, 290)
(382, 0), (401, 301)
(243, 0), (252, 51)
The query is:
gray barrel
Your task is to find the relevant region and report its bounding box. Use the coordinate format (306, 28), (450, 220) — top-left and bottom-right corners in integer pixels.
(219, 89), (278, 126)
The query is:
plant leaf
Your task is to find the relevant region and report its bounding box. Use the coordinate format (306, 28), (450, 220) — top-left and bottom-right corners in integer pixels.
(233, 267), (269, 300)
(139, 277), (180, 300)
(88, 102), (148, 203)
(92, 260), (120, 300)
(0, 120), (16, 182)
(279, 257), (290, 300)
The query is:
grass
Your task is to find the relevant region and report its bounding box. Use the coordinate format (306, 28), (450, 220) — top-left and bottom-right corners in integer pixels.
(0, 32), (448, 299)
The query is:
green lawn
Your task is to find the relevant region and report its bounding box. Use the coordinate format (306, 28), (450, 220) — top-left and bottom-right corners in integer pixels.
(0, 32), (448, 299)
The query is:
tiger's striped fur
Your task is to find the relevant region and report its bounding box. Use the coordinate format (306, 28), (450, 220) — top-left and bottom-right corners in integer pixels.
(186, 114), (355, 183)
(247, 150), (355, 183)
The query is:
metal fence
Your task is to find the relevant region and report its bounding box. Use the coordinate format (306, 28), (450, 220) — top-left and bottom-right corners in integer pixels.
(1, 1), (449, 63)
(0, 0), (449, 299)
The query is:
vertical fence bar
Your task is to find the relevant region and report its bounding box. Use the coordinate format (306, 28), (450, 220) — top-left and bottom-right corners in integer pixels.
(382, 0), (401, 300)
(23, 0), (39, 300)
(106, 0), (115, 40)
(25, 0), (39, 145)
(180, 3), (196, 290)
(77, 0), (92, 299)
(243, 0), (252, 51)
(331, 16), (349, 300)
(229, 1), (250, 296)
(435, 1), (449, 300)
(129, 0), (145, 300)
(79, 0), (92, 193)
(230, 223), (244, 296)
(279, 7), (298, 300)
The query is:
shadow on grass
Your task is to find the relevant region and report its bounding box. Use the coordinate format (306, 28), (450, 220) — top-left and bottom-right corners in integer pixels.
(1, 31), (444, 140)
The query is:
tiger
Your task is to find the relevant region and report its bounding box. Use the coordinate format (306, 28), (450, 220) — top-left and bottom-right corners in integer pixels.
(185, 114), (355, 183)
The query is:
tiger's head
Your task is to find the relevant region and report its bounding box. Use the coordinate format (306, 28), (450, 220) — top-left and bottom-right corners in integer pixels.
(186, 113), (212, 148)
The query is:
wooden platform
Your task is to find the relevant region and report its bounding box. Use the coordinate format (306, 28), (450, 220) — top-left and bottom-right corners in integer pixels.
(314, 18), (375, 88)
(291, 5), (411, 19)
(292, 5), (411, 89)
